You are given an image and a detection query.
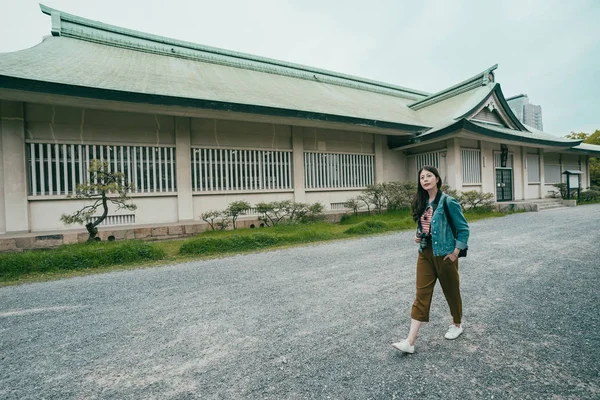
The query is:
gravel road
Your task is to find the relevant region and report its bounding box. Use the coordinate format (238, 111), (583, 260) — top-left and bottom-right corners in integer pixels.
(1, 204), (599, 399)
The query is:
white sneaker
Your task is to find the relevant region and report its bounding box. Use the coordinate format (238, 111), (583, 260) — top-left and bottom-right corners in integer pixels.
(444, 324), (464, 340)
(391, 340), (414, 354)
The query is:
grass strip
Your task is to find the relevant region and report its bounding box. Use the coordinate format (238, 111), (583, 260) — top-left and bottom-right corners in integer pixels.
(1, 209), (509, 285)
(0, 241), (165, 281)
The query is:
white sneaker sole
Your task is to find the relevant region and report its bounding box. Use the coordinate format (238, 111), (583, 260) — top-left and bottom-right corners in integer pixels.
(444, 329), (464, 340)
(391, 342), (415, 354)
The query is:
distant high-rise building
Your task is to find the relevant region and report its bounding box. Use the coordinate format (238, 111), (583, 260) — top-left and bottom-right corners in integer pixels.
(507, 94), (543, 131)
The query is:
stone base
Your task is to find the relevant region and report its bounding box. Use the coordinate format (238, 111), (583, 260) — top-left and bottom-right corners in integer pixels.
(0, 211), (356, 252)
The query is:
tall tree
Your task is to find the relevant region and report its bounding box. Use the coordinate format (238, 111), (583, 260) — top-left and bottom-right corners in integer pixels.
(61, 159), (137, 241)
(566, 130), (600, 187)
(566, 130), (600, 145)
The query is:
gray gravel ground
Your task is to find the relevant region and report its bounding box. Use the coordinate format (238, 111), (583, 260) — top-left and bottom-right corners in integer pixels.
(1, 204), (600, 399)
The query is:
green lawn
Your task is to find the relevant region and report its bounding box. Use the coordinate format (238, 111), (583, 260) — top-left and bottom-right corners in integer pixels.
(0, 209), (505, 286)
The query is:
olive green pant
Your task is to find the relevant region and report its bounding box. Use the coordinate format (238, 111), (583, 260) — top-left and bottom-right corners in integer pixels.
(411, 245), (462, 324)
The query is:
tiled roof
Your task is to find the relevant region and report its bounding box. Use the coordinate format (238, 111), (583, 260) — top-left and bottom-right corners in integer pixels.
(0, 4), (591, 153)
(0, 36), (429, 131)
(0, 5), (438, 132)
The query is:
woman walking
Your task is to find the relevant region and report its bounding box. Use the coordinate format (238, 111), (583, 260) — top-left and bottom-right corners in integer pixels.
(392, 166), (469, 354)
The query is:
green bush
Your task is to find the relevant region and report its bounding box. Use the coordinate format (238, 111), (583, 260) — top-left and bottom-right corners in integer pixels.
(459, 190), (495, 211)
(362, 184), (387, 213)
(0, 241), (165, 281)
(179, 226), (338, 255)
(580, 189), (600, 203)
(344, 220), (388, 235)
(180, 233), (282, 255)
(551, 183), (578, 199)
(382, 181), (417, 211)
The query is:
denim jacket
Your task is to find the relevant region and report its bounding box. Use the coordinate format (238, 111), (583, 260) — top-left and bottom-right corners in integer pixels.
(417, 193), (469, 257)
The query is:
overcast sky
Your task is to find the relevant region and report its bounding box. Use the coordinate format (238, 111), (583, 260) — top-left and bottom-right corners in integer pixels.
(1, 0), (599, 136)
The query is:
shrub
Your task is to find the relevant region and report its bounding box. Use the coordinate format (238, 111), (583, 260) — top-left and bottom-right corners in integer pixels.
(225, 201), (251, 229)
(343, 197), (361, 216)
(180, 232), (284, 254)
(460, 190), (495, 211)
(580, 189), (600, 203)
(551, 183), (577, 199)
(299, 202), (325, 223)
(256, 200), (293, 226)
(254, 201), (324, 226)
(200, 210), (223, 231)
(216, 218), (231, 230)
(180, 233), (282, 255)
(382, 182), (416, 211)
(0, 241), (165, 281)
(356, 194), (373, 214)
(442, 184), (460, 201)
(362, 184), (386, 213)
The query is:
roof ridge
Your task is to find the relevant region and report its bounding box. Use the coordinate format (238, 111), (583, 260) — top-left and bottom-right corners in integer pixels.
(409, 65), (498, 110)
(39, 4), (429, 101)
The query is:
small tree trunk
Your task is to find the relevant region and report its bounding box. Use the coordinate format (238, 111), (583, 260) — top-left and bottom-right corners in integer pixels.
(86, 191), (109, 241)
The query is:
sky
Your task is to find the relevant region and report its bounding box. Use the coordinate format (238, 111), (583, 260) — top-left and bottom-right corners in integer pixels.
(1, 0), (599, 136)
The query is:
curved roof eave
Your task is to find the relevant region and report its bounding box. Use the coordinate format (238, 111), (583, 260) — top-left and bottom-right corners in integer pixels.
(405, 119), (582, 148)
(0, 75), (428, 133)
(567, 144), (600, 155)
(456, 83), (528, 131)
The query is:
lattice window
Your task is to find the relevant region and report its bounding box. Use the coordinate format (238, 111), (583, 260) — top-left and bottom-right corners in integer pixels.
(26, 143), (177, 196)
(415, 151), (441, 171)
(461, 149), (481, 184)
(191, 148), (292, 192)
(304, 152), (373, 189)
(86, 214), (136, 226)
(330, 202), (348, 210)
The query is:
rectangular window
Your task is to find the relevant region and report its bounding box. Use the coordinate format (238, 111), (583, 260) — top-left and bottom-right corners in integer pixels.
(304, 152), (373, 189)
(27, 142), (177, 196)
(191, 148), (292, 192)
(461, 149), (481, 184)
(527, 154), (540, 183)
(544, 164), (561, 184)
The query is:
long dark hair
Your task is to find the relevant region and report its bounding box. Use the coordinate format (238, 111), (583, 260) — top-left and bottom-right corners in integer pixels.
(411, 165), (442, 222)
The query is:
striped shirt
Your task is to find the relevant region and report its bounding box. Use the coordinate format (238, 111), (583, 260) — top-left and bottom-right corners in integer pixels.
(420, 206), (433, 234)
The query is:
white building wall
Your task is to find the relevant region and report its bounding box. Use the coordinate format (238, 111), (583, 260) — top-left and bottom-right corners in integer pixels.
(381, 143), (407, 183)
(175, 117), (194, 220)
(25, 103), (176, 144)
(190, 119), (292, 149)
(1, 100), (28, 233)
(193, 192), (295, 218)
(28, 196), (179, 232)
(305, 190), (364, 209)
(2, 100), (413, 234)
(300, 127), (373, 153)
(480, 142), (496, 195)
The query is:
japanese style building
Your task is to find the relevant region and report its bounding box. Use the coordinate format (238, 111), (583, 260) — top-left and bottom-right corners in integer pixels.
(1, 4), (599, 238)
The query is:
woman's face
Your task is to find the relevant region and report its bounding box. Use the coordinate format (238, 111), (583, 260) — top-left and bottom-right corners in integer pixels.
(420, 169), (439, 191)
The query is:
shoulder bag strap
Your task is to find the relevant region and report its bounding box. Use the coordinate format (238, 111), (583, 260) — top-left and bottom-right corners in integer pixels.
(443, 197), (457, 238)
